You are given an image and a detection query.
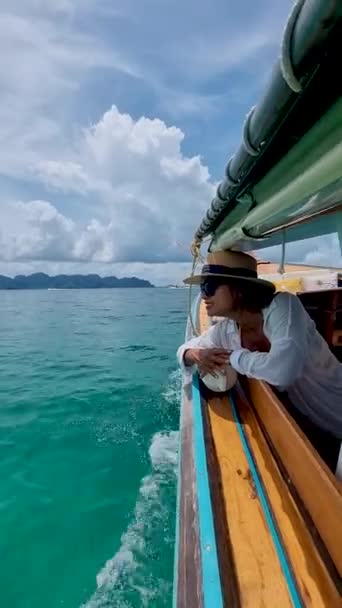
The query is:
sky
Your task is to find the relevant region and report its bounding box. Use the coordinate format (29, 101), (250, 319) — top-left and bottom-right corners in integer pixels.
(1, 0), (341, 285)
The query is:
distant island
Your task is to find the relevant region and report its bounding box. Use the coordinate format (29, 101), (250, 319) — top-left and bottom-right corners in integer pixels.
(0, 273), (154, 290)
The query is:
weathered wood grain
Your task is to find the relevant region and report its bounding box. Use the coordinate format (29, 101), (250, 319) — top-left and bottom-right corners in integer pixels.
(176, 380), (203, 608)
(247, 378), (342, 578)
(236, 386), (342, 607)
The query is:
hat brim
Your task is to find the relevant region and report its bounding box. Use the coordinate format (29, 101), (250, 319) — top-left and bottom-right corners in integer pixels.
(184, 272), (275, 290)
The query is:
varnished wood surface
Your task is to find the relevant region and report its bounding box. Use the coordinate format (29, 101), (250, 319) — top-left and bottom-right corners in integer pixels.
(207, 394), (293, 607)
(247, 379), (342, 578)
(236, 386), (342, 607)
(200, 396), (241, 607)
(198, 300), (342, 606)
(199, 304), (294, 606)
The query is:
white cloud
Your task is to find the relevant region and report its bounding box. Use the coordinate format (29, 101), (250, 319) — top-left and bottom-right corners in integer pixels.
(3, 0), (338, 285)
(1, 104), (341, 280)
(297, 234), (342, 268)
(0, 259), (193, 287)
(259, 234), (342, 269)
(34, 161), (91, 195)
(169, 28), (277, 83)
(2, 231), (341, 287)
(1, 106), (215, 266)
(0, 0), (292, 183)
(0, 0), (293, 189)
(0, 3), (139, 179)
(0, 200), (75, 262)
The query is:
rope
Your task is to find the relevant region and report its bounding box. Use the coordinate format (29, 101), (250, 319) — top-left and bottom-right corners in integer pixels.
(187, 235), (213, 335)
(188, 240), (202, 336)
(278, 231), (286, 274)
(280, 0), (305, 93)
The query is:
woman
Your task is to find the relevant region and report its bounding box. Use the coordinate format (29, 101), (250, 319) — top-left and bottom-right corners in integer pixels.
(177, 250), (342, 475)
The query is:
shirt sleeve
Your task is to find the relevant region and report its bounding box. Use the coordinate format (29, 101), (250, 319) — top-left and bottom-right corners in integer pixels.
(230, 293), (309, 388)
(177, 322), (224, 375)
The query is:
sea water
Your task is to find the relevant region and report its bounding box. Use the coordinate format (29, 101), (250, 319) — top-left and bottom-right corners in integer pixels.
(0, 288), (187, 608)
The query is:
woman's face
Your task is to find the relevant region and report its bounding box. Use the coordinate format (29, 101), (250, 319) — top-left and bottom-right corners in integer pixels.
(200, 279), (234, 317)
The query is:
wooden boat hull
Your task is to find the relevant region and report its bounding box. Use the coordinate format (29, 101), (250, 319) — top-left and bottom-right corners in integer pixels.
(173, 1), (342, 601)
(174, 292), (342, 607)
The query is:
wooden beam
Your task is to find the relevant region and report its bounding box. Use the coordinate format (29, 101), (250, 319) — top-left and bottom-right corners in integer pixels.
(207, 394), (293, 607)
(199, 302), (292, 605)
(198, 299), (341, 600)
(236, 387), (341, 607)
(176, 380), (203, 608)
(246, 378), (342, 577)
(200, 395), (241, 607)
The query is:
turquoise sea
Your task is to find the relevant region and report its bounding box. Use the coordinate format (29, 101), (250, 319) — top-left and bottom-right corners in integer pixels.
(0, 288), (188, 608)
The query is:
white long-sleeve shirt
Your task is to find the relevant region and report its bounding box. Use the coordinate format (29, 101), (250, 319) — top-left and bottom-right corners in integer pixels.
(177, 292), (342, 438)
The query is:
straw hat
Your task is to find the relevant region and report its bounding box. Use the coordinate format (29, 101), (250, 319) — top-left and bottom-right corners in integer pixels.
(184, 250), (275, 290)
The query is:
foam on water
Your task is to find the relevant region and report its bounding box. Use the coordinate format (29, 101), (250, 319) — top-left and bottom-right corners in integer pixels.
(161, 369), (182, 405)
(82, 430), (178, 608)
(82, 372), (181, 608)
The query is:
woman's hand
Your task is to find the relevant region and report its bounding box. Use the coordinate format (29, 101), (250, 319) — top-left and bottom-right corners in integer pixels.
(184, 348), (230, 376)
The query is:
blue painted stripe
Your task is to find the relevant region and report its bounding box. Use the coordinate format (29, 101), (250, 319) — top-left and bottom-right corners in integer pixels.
(172, 411), (182, 608)
(173, 292), (201, 607)
(192, 374), (224, 608)
(229, 391), (303, 608)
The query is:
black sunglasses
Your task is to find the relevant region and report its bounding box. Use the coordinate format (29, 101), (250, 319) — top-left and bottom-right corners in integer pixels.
(200, 278), (227, 297)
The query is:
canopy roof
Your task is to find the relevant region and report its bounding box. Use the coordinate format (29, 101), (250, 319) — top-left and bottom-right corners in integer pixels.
(193, 0), (342, 255)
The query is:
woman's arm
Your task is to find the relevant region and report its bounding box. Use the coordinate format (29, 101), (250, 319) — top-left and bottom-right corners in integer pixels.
(177, 323), (227, 374)
(230, 293), (309, 388)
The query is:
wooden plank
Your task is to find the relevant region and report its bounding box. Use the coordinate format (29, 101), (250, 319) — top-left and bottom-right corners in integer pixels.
(206, 394), (293, 607)
(199, 302), (293, 605)
(198, 299), (342, 603)
(200, 396), (241, 607)
(235, 386), (342, 607)
(176, 380), (203, 608)
(192, 377), (224, 608)
(198, 302), (294, 605)
(246, 378), (342, 577)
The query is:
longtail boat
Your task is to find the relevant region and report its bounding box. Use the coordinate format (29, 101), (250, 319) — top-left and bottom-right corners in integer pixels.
(173, 1), (342, 606)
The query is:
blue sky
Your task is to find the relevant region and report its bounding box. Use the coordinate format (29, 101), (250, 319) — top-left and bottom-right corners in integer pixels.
(1, 0), (341, 284)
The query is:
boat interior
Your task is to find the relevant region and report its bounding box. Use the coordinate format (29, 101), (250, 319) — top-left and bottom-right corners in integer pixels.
(189, 287), (342, 608)
(298, 288), (342, 362)
(174, 3), (342, 606)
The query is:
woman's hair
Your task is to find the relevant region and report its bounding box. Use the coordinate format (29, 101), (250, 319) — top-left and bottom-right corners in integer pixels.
(226, 278), (275, 313)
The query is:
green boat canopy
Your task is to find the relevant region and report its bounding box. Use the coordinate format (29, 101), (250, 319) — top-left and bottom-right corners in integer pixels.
(193, 0), (342, 254)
